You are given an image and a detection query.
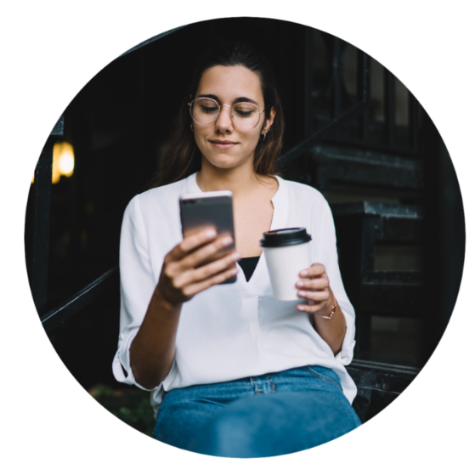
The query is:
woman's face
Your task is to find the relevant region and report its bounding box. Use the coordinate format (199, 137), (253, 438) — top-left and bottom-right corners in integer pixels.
(192, 65), (275, 172)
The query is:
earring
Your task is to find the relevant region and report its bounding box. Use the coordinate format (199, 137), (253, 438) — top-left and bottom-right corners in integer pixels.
(261, 133), (266, 140)
(190, 123), (194, 132)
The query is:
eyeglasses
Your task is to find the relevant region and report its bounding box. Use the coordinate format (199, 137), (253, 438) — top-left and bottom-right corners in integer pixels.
(188, 97), (265, 130)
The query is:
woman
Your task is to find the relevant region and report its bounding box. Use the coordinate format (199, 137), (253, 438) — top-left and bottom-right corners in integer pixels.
(113, 42), (361, 457)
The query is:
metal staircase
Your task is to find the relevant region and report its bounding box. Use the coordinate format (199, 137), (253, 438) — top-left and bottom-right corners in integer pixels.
(331, 201), (424, 361)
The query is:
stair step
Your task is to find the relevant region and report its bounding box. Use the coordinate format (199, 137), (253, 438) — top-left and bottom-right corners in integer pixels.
(360, 271), (424, 317)
(331, 202), (424, 244)
(348, 358), (419, 392)
(363, 270), (423, 284)
(311, 144), (423, 190)
(347, 359), (420, 422)
(330, 201), (423, 218)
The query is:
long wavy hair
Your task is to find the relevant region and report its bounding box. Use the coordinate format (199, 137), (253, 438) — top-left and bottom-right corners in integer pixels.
(149, 41), (284, 188)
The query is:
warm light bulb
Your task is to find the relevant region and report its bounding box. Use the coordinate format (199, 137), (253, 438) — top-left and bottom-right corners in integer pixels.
(52, 142), (75, 183)
(59, 148), (74, 176)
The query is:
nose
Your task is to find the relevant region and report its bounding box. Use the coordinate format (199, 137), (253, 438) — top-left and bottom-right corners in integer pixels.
(215, 104), (233, 133)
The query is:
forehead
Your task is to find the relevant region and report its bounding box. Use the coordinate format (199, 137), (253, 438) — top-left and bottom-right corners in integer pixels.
(196, 65), (263, 102)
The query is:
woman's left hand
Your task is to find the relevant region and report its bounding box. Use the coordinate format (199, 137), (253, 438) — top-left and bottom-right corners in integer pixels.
(295, 263), (334, 316)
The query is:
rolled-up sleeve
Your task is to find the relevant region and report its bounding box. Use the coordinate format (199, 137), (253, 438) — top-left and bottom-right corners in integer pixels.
(317, 199), (356, 366)
(112, 195), (159, 390)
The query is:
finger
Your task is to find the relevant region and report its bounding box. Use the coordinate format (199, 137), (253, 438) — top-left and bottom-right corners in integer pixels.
(295, 276), (329, 290)
(182, 265), (240, 297)
(176, 239), (241, 287)
(168, 228), (217, 261)
(296, 289), (330, 301)
(299, 263), (326, 278)
(296, 301), (327, 313)
(189, 247), (241, 282)
(179, 234), (234, 270)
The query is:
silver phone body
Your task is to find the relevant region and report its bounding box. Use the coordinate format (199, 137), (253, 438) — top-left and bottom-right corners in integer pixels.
(179, 190), (237, 284)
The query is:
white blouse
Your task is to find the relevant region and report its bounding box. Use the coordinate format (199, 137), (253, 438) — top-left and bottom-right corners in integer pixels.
(112, 172), (357, 416)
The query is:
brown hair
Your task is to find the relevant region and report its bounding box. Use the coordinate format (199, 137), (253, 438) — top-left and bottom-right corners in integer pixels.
(150, 41), (284, 188)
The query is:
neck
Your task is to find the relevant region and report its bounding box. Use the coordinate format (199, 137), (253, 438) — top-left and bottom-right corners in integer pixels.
(196, 157), (266, 199)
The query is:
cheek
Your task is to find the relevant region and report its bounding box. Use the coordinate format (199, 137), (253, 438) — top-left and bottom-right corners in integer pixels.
(193, 127), (210, 148)
(245, 131), (261, 149)
(192, 134), (206, 159)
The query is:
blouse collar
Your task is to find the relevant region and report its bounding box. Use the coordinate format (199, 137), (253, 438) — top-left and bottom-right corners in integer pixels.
(184, 172), (287, 210)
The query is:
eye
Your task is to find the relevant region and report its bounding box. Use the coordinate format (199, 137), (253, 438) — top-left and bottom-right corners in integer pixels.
(197, 98), (219, 114)
(202, 106), (218, 114)
(233, 103), (257, 116)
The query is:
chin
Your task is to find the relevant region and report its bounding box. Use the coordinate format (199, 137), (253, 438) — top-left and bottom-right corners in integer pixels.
(209, 159), (241, 170)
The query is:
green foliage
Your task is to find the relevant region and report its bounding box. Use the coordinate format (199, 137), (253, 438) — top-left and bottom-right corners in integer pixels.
(89, 384), (155, 436)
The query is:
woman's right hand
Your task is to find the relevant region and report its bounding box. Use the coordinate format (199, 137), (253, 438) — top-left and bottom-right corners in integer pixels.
(154, 228), (241, 308)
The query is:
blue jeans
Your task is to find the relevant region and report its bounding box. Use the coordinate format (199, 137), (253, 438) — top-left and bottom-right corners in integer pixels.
(152, 365), (361, 457)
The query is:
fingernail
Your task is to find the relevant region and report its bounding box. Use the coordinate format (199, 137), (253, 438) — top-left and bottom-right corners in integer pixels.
(232, 252), (241, 260)
(297, 305), (304, 310)
(206, 229), (217, 238)
(222, 236), (233, 246)
(300, 270), (308, 276)
(298, 291), (306, 297)
(296, 281), (303, 287)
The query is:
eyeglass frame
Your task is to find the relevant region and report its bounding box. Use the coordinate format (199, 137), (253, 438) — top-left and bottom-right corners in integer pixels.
(188, 97), (265, 130)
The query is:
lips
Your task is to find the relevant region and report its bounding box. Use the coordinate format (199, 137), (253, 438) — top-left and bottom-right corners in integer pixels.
(209, 139), (237, 149)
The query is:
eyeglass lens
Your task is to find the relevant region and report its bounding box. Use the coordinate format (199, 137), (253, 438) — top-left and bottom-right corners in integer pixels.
(190, 98), (261, 130)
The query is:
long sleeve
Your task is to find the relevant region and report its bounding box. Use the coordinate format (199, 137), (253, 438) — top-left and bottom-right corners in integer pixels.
(112, 195), (161, 390)
(314, 198), (356, 366)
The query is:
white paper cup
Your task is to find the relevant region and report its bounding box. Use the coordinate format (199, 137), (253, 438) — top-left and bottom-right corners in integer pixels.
(260, 228), (312, 301)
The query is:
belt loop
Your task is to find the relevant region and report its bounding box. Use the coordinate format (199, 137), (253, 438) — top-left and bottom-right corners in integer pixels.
(267, 375), (276, 392)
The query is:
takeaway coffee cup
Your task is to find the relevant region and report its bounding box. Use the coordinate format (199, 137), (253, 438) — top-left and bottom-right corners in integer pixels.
(260, 227), (312, 301)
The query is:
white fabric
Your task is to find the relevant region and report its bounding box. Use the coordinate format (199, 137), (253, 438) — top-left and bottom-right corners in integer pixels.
(112, 172), (357, 416)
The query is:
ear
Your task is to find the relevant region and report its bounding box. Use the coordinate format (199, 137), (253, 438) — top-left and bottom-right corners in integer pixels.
(262, 107), (276, 135)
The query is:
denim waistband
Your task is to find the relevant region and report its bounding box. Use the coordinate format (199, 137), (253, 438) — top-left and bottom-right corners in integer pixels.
(162, 365), (343, 407)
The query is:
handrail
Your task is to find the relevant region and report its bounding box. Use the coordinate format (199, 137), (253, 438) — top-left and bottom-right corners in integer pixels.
(349, 358), (420, 376)
(41, 266), (119, 335)
(278, 51), (370, 168)
(278, 101), (368, 168)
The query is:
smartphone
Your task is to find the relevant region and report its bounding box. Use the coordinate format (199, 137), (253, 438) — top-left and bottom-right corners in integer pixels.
(179, 190), (237, 284)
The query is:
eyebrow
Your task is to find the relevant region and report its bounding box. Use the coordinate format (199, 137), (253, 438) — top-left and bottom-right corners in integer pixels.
(197, 94), (259, 106)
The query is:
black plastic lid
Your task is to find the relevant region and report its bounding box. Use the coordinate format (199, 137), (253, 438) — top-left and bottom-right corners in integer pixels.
(260, 227), (312, 248)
